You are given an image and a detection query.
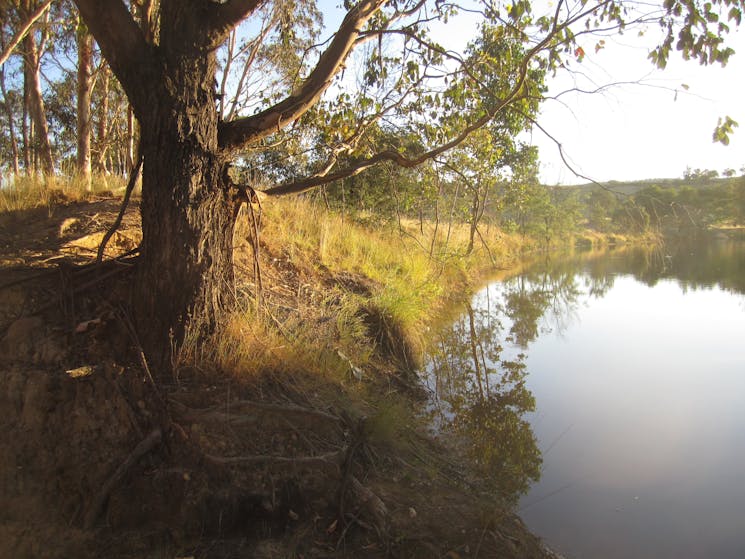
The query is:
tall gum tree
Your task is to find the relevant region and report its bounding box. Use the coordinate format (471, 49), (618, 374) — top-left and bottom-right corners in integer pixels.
(21, 0), (55, 176)
(71, 0), (744, 372)
(76, 20), (93, 186)
(73, 0), (386, 370)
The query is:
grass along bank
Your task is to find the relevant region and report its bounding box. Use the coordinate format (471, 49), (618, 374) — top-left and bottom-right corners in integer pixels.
(208, 195), (653, 383)
(204, 196), (535, 380)
(0, 183), (607, 558)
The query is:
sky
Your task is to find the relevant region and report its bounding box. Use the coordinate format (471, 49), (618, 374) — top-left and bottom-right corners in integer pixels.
(530, 26), (745, 185)
(316, 1), (745, 186)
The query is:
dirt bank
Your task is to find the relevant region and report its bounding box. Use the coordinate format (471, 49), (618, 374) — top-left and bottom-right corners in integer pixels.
(0, 196), (557, 558)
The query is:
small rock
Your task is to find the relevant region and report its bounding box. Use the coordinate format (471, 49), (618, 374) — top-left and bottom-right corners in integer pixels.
(59, 217), (81, 236)
(65, 365), (96, 378)
(1, 316), (44, 361)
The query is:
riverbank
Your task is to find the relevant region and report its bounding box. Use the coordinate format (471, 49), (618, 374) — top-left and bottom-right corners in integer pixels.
(0, 192), (595, 558)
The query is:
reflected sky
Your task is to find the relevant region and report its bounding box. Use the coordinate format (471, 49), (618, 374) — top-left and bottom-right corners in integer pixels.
(427, 241), (745, 559)
(518, 274), (745, 559)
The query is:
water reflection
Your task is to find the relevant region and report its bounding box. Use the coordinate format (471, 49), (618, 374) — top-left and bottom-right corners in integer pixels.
(426, 239), (745, 559)
(499, 267), (583, 347)
(576, 239), (745, 295)
(426, 301), (541, 504)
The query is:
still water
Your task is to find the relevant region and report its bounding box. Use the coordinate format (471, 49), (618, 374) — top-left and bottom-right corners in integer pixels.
(424, 241), (745, 559)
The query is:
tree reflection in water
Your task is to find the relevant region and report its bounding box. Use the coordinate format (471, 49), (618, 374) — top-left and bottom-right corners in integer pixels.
(425, 258), (593, 505)
(426, 300), (541, 506)
(425, 241), (745, 507)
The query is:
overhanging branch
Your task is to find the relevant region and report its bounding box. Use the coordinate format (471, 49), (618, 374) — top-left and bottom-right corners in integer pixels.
(205, 0), (267, 50)
(262, 98), (520, 196)
(73, 0), (158, 120)
(218, 0), (386, 152)
(260, 0), (606, 197)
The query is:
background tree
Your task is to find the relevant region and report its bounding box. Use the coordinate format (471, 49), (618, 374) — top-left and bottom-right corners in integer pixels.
(20, 0), (55, 176)
(585, 188), (620, 232)
(76, 18), (93, 186)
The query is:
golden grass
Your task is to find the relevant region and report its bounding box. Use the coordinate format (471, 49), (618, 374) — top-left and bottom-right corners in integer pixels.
(1, 176), (531, 384)
(206, 196), (533, 385)
(0, 173), (130, 213)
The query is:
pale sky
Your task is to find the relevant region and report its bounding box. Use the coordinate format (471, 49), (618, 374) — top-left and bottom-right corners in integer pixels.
(532, 26), (745, 185)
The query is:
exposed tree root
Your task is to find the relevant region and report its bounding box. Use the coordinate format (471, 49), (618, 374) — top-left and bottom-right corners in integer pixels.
(169, 397), (343, 427)
(204, 448), (346, 472)
(347, 475), (388, 538)
(83, 427), (162, 529)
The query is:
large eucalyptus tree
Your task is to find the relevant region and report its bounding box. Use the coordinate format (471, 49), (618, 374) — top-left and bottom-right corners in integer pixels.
(71, 0), (743, 371)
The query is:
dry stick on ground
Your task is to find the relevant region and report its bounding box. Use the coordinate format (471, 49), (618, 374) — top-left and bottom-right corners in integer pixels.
(83, 427), (162, 529)
(336, 414), (392, 545)
(115, 304), (165, 405)
(204, 448), (346, 472)
(96, 149), (143, 265)
(347, 475), (388, 538)
(168, 397), (343, 426)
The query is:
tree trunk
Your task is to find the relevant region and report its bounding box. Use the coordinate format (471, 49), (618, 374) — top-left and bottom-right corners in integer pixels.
(77, 24), (93, 187)
(0, 66), (20, 175)
(22, 73), (30, 172)
(94, 65), (110, 174)
(22, 29), (54, 176)
(134, 51), (237, 374)
(466, 189), (480, 256)
(126, 104), (134, 171)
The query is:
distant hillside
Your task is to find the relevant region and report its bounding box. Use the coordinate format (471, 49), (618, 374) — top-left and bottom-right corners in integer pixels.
(556, 176), (740, 196)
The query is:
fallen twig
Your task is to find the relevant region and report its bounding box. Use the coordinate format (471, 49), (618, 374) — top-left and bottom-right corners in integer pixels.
(169, 397), (341, 426)
(83, 427), (162, 529)
(97, 149), (143, 264)
(205, 448), (345, 472)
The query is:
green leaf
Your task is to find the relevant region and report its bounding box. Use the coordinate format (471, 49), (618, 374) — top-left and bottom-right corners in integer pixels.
(713, 116), (739, 145)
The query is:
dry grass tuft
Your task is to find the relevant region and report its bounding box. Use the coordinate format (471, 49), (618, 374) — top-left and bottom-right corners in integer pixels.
(0, 174), (130, 213)
(190, 196), (532, 384)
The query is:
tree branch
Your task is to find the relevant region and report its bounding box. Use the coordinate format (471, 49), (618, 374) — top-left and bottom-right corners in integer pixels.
(260, 0), (626, 197)
(0, 0), (53, 69)
(262, 83), (530, 196)
(72, 0), (158, 121)
(218, 0), (386, 152)
(206, 0), (267, 50)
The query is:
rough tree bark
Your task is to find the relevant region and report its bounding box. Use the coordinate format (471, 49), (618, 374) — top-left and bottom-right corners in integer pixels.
(73, 0), (385, 373)
(131, 5), (237, 372)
